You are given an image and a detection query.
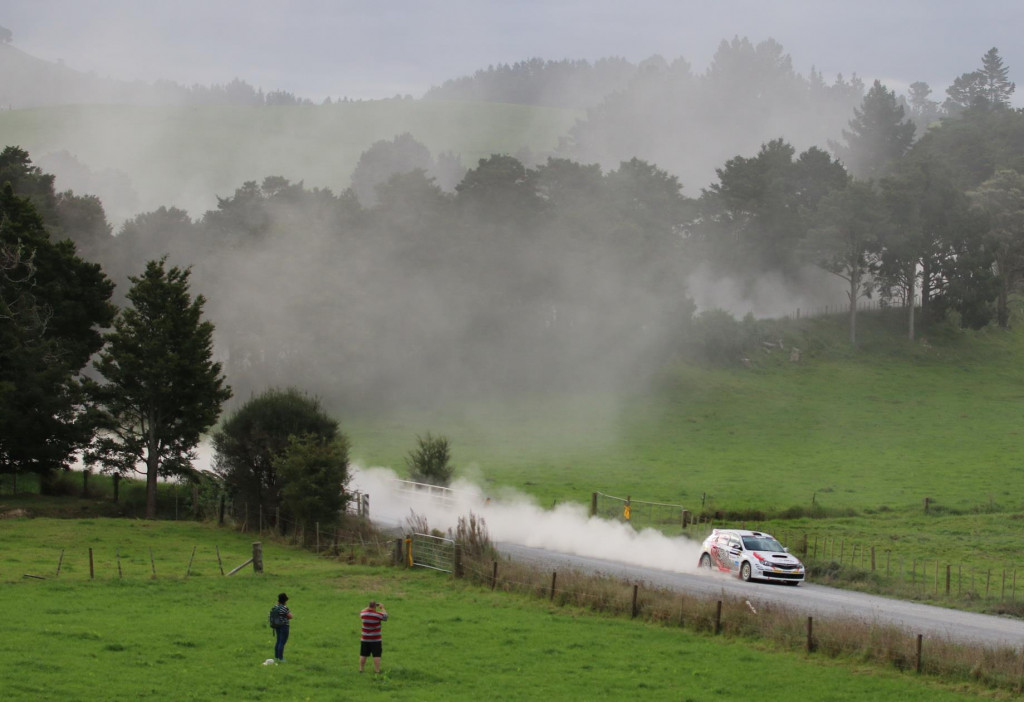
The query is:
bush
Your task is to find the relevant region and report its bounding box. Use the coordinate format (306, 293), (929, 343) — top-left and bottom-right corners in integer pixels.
(405, 433), (453, 486)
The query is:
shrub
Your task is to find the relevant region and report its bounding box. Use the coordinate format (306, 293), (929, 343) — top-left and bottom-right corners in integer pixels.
(405, 433), (453, 486)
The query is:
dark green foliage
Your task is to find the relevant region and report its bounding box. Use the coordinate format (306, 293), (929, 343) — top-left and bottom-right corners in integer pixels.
(213, 388), (341, 527)
(0, 182), (115, 478)
(405, 433), (453, 486)
(804, 182), (889, 345)
(945, 47), (1016, 114)
(350, 133), (435, 207)
(275, 432), (351, 534)
(88, 258), (230, 518)
(0, 146), (57, 222)
(693, 139), (847, 278)
(968, 169), (1024, 327)
(831, 80), (916, 180)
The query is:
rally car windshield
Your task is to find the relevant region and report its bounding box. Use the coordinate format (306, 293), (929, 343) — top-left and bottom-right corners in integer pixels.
(742, 536), (785, 552)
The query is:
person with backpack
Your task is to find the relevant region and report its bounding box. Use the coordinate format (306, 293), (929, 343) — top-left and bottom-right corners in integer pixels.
(268, 592), (293, 662)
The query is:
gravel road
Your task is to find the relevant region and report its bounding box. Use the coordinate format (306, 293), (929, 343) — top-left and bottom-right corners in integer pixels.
(498, 541), (1024, 650)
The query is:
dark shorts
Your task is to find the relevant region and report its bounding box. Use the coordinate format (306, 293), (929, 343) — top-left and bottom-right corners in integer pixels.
(360, 640), (383, 658)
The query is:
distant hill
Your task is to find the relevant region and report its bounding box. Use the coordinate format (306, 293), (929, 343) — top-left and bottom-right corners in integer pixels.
(0, 41), (168, 107)
(0, 37), (871, 226)
(0, 42), (308, 108)
(423, 56), (639, 109)
(0, 100), (581, 222)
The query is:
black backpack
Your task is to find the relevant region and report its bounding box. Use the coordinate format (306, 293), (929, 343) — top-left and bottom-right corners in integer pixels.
(269, 606), (288, 628)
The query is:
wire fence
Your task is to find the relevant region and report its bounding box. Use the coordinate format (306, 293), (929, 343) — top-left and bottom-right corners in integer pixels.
(764, 529), (1022, 602)
(591, 491), (692, 529)
(588, 489), (1024, 605)
(788, 298), (922, 320)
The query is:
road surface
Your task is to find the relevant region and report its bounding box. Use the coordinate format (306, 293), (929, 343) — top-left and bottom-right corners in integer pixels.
(498, 541), (1024, 650)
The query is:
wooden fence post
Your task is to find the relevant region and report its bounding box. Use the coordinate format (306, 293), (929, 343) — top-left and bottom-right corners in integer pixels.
(590, 492), (598, 517)
(454, 545), (463, 579)
(915, 634), (923, 673)
(714, 600), (722, 634)
(56, 549), (64, 577)
(116, 549), (123, 579)
(89, 547), (94, 579)
(393, 538), (403, 565)
(216, 546), (224, 576)
(550, 572), (557, 601)
(252, 541), (264, 574)
(186, 545), (197, 577)
(218, 494), (225, 525)
(149, 547), (156, 578)
(806, 616), (814, 653)
(631, 584), (639, 618)
(491, 561), (498, 591)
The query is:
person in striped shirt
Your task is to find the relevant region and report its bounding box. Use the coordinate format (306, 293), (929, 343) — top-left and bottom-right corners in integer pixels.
(269, 592), (293, 662)
(358, 600), (389, 673)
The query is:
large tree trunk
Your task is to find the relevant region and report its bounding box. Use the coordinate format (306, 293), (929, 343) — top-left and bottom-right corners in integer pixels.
(996, 252), (1011, 328)
(920, 259), (932, 334)
(906, 263), (916, 341)
(146, 429), (159, 519)
(848, 274), (858, 346)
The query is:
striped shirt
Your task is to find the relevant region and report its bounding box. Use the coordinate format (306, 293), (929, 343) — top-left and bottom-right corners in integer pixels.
(360, 608), (388, 641)
(270, 604), (291, 627)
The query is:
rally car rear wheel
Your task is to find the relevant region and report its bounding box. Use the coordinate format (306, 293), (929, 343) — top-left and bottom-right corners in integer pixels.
(699, 553), (712, 569)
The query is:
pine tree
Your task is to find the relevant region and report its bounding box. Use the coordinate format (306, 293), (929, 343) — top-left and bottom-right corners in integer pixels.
(980, 47), (1015, 108)
(831, 80), (916, 180)
(87, 258), (231, 518)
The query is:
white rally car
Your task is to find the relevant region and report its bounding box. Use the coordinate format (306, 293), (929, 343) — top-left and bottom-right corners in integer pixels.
(698, 529), (805, 585)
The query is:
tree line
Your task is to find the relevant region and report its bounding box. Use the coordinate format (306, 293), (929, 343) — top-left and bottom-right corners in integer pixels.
(2, 48), (1023, 523)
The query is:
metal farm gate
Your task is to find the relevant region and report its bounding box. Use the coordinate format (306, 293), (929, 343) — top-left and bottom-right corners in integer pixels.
(408, 533), (456, 573)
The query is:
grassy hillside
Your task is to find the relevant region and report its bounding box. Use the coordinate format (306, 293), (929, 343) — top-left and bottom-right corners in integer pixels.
(343, 309), (1024, 583)
(348, 311), (1024, 514)
(0, 519), (998, 701)
(0, 100), (580, 221)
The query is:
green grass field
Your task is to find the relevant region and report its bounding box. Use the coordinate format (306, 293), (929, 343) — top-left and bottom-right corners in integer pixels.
(342, 312), (1024, 589)
(0, 519), (1002, 701)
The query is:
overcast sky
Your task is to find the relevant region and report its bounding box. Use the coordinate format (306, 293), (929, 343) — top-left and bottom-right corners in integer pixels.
(5, 1), (1023, 103)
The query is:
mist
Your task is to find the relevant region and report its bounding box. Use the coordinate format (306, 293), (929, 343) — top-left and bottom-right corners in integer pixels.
(350, 465), (704, 575)
(4, 19), (1015, 421)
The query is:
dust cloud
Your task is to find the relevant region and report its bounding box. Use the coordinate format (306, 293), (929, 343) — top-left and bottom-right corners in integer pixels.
(350, 465), (704, 574)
